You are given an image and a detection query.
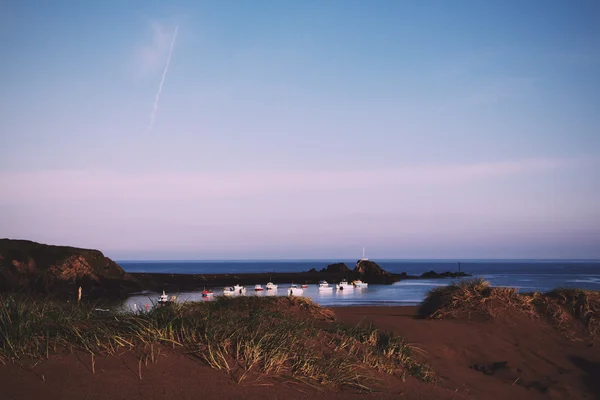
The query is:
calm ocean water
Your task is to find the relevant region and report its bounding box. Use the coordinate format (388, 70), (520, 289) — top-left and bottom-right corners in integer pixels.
(119, 259), (600, 309)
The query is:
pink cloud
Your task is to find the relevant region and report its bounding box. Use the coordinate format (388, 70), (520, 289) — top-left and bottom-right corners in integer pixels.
(0, 157), (580, 203)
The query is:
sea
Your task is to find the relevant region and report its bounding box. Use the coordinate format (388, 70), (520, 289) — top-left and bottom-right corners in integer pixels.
(118, 259), (600, 309)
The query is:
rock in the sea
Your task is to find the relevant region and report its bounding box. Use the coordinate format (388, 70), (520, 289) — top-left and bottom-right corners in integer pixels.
(419, 270), (471, 279)
(320, 262), (351, 274)
(354, 259), (390, 276)
(353, 260), (392, 283)
(0, 239), (139, 297)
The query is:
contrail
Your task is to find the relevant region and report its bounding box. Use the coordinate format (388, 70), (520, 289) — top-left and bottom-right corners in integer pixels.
(148, 26), (179, 132)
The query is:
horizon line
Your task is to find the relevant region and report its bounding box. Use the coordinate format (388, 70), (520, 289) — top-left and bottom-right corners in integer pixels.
(115, 258), (600, 263)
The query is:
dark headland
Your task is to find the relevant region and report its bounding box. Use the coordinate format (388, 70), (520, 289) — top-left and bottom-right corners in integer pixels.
(0, 239), (469, 297)
(0, 239), (140, 297)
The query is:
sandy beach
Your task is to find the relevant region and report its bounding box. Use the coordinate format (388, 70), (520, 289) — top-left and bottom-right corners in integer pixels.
(335, 306), (600, 399)
(2, 304), (598, 400)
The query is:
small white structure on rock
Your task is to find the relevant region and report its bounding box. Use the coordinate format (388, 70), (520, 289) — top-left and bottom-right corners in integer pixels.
(361, 247), (368, 261)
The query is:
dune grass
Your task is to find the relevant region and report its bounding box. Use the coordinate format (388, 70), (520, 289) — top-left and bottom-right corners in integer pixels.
(0, 295), (435, 388)
(419, 278), (600, 338)
(328, 323), (435, 382)
(418, 278), (535, 320)
(530, 288), (600, 337)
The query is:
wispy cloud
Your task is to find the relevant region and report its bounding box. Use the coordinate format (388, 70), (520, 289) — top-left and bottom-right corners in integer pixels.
(1, 158), (597, 258)
(135, 22), (178, 77)
(0, 158), (584, 202)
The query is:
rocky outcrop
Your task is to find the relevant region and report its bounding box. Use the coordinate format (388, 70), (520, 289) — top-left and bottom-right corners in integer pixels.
(313, 260), (397, 284)
(420, 270), (471, 279)
(353, 260), (395, 284)
(0, 239), (139, 297)
(354, 260), (390, 277)
(320, 262), (351, 274)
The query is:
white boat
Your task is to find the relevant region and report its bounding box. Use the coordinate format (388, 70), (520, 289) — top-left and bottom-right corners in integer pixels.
(352, 280), (368, 288)
(265, 282), (278, 290)
(223, 286), (236, 295)
(288, 284), (304, 296)
(157, 290), (175, 304)
(318, 280), (333, 290)
(201, 288), (214, 297)
(337, 280), (354, 291)
(254, 284), (264, 291)
(234, 284), (246, 295)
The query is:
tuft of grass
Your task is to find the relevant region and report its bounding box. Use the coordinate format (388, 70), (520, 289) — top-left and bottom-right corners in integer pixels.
(419, 280), (600, 339)
(326, 323), (437, 383)
(0, 295), (432, 389)
(418, 278), (534, 320)
(530, 288), (600, 337)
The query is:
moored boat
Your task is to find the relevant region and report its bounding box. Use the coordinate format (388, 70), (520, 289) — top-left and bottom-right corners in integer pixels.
(337, 279), (353, 291)
(202, 288), (214, 297)
(157, 290), (175, 304)
(352, 280), (368, 288)
(254, 284), (265, 291)
(301, 284), (308, 289)
(234, 284), (246, 295)
(288, 284), (304, 296)
(266, 282), (278, 290)
(318, 280), (333, 290)
(223, 286), (235, 295)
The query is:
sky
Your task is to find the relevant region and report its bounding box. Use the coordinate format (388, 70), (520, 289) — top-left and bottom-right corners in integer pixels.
(0, 1), (599, 260)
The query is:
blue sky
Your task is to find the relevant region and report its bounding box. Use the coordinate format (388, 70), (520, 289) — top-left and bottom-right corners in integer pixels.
(1, 1), (599, 259)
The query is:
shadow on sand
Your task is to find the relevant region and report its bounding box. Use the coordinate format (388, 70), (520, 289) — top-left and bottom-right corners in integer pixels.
(570, 356), (600, 399)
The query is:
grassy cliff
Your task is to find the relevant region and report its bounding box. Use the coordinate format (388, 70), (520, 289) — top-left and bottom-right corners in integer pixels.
(0, 239), (138, 297)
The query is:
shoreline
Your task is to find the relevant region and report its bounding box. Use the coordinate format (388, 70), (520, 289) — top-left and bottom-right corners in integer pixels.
(128, 270), (469, 293)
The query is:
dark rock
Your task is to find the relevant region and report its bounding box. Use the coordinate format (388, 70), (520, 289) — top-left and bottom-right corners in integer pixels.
(0, 239), (139, 297)
(420, 270), (472, 279)
(353, 260), (394, 284)
(320, 262), (351, 274)
(307, 268), (318, 273)
(354, 260), (390, 277)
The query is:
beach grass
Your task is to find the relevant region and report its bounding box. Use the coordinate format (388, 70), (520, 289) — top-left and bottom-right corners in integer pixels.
(419, 279), (599, 338)
(530, 288), (600, 337)
(329, 323), (436, 382)
(418, 278), (535, 320)
(0, 295), (434, 388)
